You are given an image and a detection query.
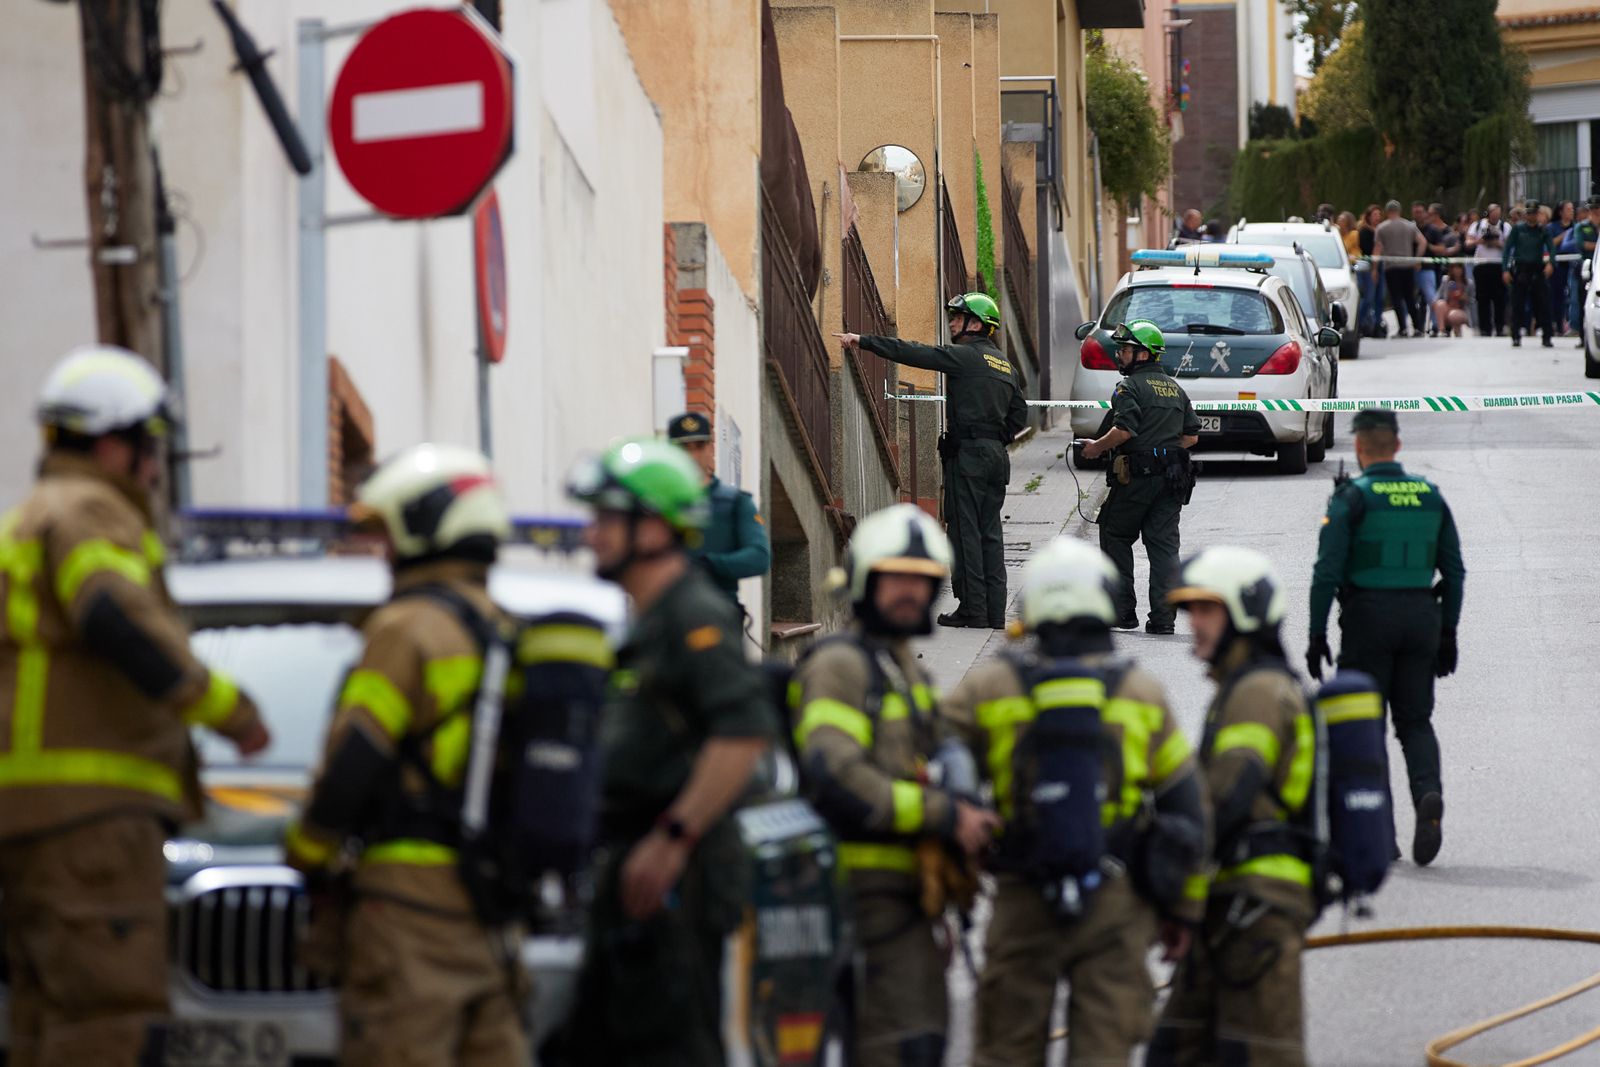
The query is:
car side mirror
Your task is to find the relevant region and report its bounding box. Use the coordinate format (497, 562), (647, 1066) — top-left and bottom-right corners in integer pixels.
(1074, 321), (1096, 341)
(1330, 302), (1348, 329)
(1584, 259), (1593, 283)
(1317, 326), (1342, 349)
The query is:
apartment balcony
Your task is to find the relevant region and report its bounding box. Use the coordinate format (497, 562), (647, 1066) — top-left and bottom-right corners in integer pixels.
(1510, 166), (1593, 208)
(841, 224), (900, 481)
(941, 181), (972, 305)
(1002, 175), (1037, 360)
(761, 192), (834, 507)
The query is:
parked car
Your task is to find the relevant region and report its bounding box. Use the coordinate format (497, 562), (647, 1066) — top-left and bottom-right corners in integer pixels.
(1070, 247), (1342, 475)
(1229, 220), (1362, 359)
(1580, 251), (1600, 379)
(0, 510), (844, 1067)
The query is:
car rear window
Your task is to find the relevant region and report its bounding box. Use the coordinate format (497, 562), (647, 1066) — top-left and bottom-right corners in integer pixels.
(1243, 231), (1346, 270)
(1104, 285), (1281, 335)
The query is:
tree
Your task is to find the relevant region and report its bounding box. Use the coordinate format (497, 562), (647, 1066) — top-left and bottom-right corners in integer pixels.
(1364, 0), (1531, 194)
(1288, 0), (1358, 71)
(1298, 21), (1373, 136)
(1249, 103), (1298, 142)
(1085, 40), (1170, 209)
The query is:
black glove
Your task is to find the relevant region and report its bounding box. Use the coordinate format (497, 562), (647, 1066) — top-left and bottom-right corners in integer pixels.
(1305, 634), (1332, 681)
(1434, 628), (1458, 678)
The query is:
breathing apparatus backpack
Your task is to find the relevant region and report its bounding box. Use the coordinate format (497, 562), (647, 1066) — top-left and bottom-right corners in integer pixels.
(1307, 669), (1393, 915)
(1006, 653), (1124, 921)
(392, 586), (610, 924)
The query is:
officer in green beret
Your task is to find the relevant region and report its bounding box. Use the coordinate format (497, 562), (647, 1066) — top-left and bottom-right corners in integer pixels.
(1306, 409), (1466, 866)
(1502, 198), (1557, 348)
(667, 411), (771, 612)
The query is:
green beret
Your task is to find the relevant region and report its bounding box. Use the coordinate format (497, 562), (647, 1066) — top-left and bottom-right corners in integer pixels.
(1351, 408), (1398, 433)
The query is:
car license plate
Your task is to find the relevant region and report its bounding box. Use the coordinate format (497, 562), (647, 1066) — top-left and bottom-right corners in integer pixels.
(1199, 415), (1222, 433)
(164, 1020), (288, 1067)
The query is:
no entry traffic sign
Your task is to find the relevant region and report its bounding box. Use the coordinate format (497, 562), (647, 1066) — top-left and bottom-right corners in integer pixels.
(328, 7), (515, 219)
(474, 188), (508, 363)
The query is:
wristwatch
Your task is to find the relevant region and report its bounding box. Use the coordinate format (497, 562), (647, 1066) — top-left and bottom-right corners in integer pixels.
(656, 813), (699, 846)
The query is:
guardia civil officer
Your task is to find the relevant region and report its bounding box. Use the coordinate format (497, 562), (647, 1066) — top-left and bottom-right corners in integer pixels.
(1306, 409), (1464, 866)
(837, 293), (1028, 629)
(666, 411), (771, 608)
(284, 444), (530, 1066)
(942, 537), (1208, 1067)
(565, 438), (772, 1065)
(1503, 198), (1558, 347)
(1150, 548), (1315, 1067)
(790, 503), (1001, 1066)
(1079, 320), (1200, 635)
(0, 346), (268, 1066)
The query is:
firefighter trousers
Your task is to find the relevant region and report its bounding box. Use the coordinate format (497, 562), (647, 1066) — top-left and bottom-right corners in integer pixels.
(1147, 896), (1308, 1067)
(339, 895), (529, 1067)
(854, 890), (949, 1067)
(0, 812), (168, 1067)
(975, 873), (1158, 1067)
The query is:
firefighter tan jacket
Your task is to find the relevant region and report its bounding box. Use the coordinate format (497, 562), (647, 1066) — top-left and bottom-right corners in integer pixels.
(286, 561), (506, 917)
(0, 452), (261, 840)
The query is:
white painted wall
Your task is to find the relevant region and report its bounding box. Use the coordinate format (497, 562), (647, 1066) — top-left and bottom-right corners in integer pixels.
(0, 0), (666, 519)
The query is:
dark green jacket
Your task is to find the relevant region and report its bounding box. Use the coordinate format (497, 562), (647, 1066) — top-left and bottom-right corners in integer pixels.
(1503, 222), (1556, 269)
(1576, 219), (1598, 256)
(598, 567), (773, 839)
(1308, 461), (1466, 635)
(695, 477), (770, 602)
(859, 333), (1027, 443)
(1110, 361), (1201, 453)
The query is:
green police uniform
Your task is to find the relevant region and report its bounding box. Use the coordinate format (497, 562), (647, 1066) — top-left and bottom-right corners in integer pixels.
(700, 477), (771, 603)
(1098, 362), (1200, 632)
(571, 567), (773, 1065)
(1148, 641), (1316, 1067)
(1503, 211), (1558, 345)
(857, 334), (1027, 626)
(943, 639), (1208, 1067)
(1309, 435), (1464, 856)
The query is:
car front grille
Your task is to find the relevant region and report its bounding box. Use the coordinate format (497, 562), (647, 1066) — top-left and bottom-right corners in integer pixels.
(175, 874), (331, 994)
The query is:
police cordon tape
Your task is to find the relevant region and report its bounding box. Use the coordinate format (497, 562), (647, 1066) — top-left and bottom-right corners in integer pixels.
(1352, 253), (1587, 266)
(887, 391), (1600, 413)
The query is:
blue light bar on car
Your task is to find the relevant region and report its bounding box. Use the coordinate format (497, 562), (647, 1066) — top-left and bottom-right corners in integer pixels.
(1132, 248), (1276, 269)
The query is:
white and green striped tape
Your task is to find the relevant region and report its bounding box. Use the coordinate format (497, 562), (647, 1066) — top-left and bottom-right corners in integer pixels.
(888, 391), (1600, 413)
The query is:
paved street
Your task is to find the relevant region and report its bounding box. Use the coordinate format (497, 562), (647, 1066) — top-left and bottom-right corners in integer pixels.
(929, 332), (1600, 1065)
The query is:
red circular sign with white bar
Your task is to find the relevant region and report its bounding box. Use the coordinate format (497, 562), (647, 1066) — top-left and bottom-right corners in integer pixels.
(328, 7), (515, 219)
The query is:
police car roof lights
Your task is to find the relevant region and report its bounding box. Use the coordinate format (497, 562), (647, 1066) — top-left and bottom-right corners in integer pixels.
(177, 507), (586, 562)
(1132, 248), (1277, 272)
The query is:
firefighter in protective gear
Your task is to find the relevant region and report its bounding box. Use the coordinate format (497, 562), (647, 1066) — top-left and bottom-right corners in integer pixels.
(284, 443), (530, 1067)
(563, 437), (771, 1065)
(0, 345), (268, 1067)
(790, 504), (1002, 1067)
(943, 537), (1208, 1066)
(1149, 548), (1314, 1067)
(836, 294), (1028, 629)
(1081, 320), (1201, 635)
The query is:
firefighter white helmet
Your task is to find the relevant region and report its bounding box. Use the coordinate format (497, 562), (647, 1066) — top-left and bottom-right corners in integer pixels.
(1020, 537), (1120, 629)
(843, 503), (952, 603)
(37, 345), (172, 439)
(1167, 546), (1286, 634)
(352, 443), (511, 562)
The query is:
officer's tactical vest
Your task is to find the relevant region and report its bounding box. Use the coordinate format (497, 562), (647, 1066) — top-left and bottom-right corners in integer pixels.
(382, 586), (611, 923)
(1344, 470), (1445, 588)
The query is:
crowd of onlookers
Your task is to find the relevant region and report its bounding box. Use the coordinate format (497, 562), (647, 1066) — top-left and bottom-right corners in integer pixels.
(1171, 198), (1599, 346)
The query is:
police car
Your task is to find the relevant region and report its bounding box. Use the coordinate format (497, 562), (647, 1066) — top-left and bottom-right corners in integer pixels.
(1229, 220), (1362, 359)
(1071, 248), (1342, 475)
(0, 510), (842, 1067)
(1580, 249), (1600, 378)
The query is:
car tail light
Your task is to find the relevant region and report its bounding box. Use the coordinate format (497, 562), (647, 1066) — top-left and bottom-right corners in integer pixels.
(1258, 340), (1302, 374)
(1081, 337), (1117, 370)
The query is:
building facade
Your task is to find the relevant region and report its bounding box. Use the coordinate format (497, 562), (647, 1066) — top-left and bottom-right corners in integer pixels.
(1499, 3), (1600, 206)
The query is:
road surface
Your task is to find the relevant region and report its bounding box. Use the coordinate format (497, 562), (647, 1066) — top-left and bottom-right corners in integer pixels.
(925, 330), (1600, 1066)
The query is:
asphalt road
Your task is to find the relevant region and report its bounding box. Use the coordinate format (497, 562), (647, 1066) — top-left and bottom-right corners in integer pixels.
(926, 330), (1600, 1066)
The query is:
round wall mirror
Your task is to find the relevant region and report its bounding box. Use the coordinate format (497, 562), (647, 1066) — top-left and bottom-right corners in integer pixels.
(858, 145), (927, 212)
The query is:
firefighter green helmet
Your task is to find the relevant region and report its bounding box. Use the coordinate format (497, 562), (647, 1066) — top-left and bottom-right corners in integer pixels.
(1167, 546), (1286, 634)
(567, 437), (709, 533)
(946, 291), (1001, 330)
(1112, 319), (1166, 358)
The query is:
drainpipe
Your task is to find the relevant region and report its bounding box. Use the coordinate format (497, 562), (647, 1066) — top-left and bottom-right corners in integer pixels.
(1090, 132), (1105, 317)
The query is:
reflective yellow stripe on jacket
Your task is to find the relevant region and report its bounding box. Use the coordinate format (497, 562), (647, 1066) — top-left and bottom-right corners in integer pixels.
(364, 839), (458, 866)
(835, 842), (918, 875)
(0, 521), (181, 804)
(1211, 709), (1316, 890)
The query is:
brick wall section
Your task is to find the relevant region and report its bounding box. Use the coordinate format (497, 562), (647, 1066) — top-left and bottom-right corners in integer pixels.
(327, 356), (375, 505)
(1171, 6), (1240, 219)
(675, 288), (716, 414)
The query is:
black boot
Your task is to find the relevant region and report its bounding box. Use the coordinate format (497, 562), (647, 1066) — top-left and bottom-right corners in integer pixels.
(1413, 792), (1444, 866)
(937, 612), (986, 629)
